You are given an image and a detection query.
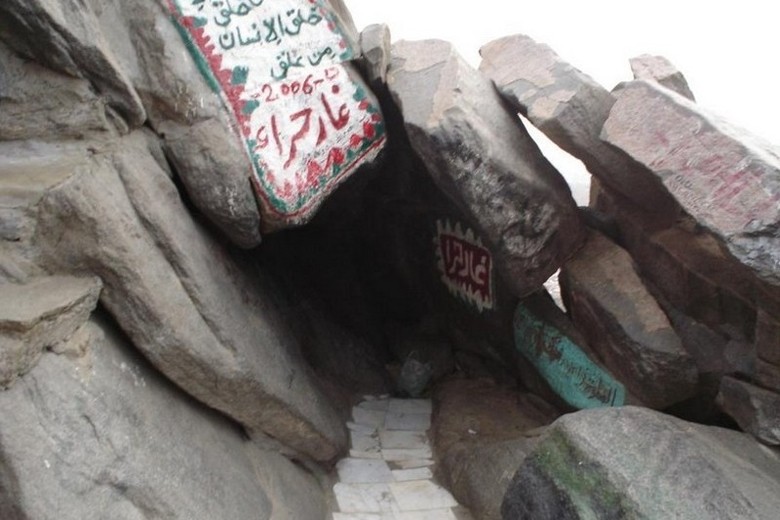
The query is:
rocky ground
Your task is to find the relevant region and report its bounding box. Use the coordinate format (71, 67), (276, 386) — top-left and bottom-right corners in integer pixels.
(1, 1), (779, 519)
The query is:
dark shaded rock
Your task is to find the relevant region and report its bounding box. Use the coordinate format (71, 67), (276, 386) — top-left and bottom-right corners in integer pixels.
(560, 231), (698, 408)
(514, 291), (633, 409)
(432, 378), (557, 520)
(757, 309), (780, 364)
(717, 376), (780, 446)
(0, 313), (327, 520)
(629, 54), (696, 100)
(603, 79), (780, 287)
(0, 275), (101, 388)
(388, 39), (584, 297)
(756, 359), (780, 393)
(502, 406), (780, 520)
(479, 34), (678, 219)
(30, 132), (345, 461)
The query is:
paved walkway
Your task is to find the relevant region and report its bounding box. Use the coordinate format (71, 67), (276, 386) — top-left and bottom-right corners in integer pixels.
(330, 396), (473, 520)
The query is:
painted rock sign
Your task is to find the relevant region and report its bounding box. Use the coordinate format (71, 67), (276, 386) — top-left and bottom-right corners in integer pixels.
(435, 220), (494, 312)
(167, 0), (386, 230)
(514, 304), (626, 409)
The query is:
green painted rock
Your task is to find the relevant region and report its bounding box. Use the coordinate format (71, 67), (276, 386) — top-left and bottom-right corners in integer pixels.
(502, 406), (780, 520)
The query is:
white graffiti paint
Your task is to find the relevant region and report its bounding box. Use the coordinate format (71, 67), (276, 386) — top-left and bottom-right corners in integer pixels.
(434, 220), (494, 312)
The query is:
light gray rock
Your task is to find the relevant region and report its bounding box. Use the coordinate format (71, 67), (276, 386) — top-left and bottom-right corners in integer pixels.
(388, 39), (584, 297)
(629, 53), (695, 100)
(718, 376), (780, 446)
(0, 314), (328, 520)
(0, 275), (101, 388)
(602, 79), (780, 287)
(360, 24), (392, 85)
(501, 406), (780, 520)
(28, 132), (346, 461)
(0, 0), (146, 128)
(560, 231), (698, 408)
(479, 34), (678, 219)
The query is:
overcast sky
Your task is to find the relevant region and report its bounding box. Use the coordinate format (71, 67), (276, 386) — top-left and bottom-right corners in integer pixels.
(347, 1), (779, 203)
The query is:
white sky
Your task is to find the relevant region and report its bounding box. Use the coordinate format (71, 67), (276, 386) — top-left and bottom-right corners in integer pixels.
(346, 1), (780, 203)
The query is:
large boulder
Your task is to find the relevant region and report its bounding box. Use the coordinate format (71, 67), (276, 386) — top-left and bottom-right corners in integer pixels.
(432, 378), (558, 520)
(0, 313), (327, 520)
(502, 406), (780, 520)
(479, 34), (678, 219)
(14, 132), (346, 461)
(0, 275), (101, 389)
(387, 39), (584, 297)
(560, 231), (698, 408)
(602, 79), (780, 287)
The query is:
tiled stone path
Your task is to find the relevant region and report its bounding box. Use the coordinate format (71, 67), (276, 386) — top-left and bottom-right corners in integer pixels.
(331, 396), (473, 520)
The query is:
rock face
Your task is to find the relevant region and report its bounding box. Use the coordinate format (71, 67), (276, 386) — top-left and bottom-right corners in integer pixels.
(0, 314), (327, 520)
(479, 34), (678, 218)
(0, 276), (101, 389)
(388, 39), (584, 297)
(717, 376), (780, 446)
(501, 406), (780, 520)
(603, 79), (780, 287)
(18, 132), (346, 461)
(629, 54), (696, 100)
(432, 378), (557, 520)
(560, 231), (698, 408)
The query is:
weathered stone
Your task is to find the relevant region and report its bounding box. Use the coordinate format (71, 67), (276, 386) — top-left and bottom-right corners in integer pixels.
(602, 79), (780, 287)
(0, 275), (101, 388)
(29, 132), (346, 461)
(501, 406), (780, 520)
(0, 314), (327, 520)
(560, 231), (698, 408)
(479, 34), (678, 219)
(629, 54), (695, 100)
(0, 41), (119, 140)
(0, 0), (146, 128)
(757, 309), (780, 364)
(432, 378), (557, 520)
(718, 376), (780, 446)
(359, 24), (391, 85)
(514, 291), (632, 409)
(388, 39), (584, 297)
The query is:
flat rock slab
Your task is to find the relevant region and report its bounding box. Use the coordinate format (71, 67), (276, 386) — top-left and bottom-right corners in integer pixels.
(717, 376), (780, 446)
(388, 39), (584, 297)
(332, 397), (468, 518)
(479, 34), (677, 218)
(602, 79), (780, 286)
(502, 406), (780, 520)
(560, 231), (698, 408)
(0, 275), (101, 388)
